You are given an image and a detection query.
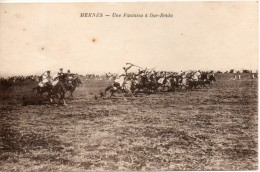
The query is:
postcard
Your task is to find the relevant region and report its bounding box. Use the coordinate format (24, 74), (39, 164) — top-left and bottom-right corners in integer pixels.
(0, 2), (258, 171)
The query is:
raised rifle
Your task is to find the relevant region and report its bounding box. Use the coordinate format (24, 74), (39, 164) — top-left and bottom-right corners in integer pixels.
(126, 63), (143, 69)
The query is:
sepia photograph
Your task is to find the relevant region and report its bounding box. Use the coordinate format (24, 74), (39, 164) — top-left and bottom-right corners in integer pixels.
(0, 2), (258, 171)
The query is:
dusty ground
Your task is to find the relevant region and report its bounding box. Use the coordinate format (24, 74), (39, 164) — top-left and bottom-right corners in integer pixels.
(0, 73), (257, 171)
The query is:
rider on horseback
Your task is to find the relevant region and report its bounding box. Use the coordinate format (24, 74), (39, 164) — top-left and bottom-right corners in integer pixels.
(38, 70), (53, 88)
(53, 68), (64, 81)
(45, 71), (53, 86)
(66, 70), (75, 88)
(58, 68), (64, 76)
(117, 63), (134, 89)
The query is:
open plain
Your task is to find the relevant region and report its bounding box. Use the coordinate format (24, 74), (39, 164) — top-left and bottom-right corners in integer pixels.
(0, 73), (257, 171)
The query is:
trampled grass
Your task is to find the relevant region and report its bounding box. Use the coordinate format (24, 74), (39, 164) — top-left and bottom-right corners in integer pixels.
(0, 74), (257, 171)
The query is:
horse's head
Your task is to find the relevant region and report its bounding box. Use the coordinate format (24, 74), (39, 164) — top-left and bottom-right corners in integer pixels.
(139, 75), (148, 85)
(72, 76), (82, 86)
(200, 73), (207, 80)
(185, 74), (192, 80)
(79, 78), (83, 85)
(76, 77), (82, 86)
(209, 75), (216, 82)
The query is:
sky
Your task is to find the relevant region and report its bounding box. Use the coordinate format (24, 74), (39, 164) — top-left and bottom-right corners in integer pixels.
(0, 2), (258, 77)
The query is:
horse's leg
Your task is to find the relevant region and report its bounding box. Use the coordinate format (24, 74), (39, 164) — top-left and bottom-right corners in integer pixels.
(163, 85), (166, 91)
(148, 85), (153, 95)
(36, 87), (42, 97)
(156, 85), (160, 92)
(196, 82), (200, 89)
(70, 91), (74, 99)
(36, 88), (44, 104)
(172, 85), (176, 92)
(183, 84), (188, 91)
(59, 92), (67, 106)
(47, 90), (54, 104)
(183, 85), (188, 92)
(169, 84), (174, 92)
(68, 91), (73, 99)
(37, 88), (41, 97)
(147, 85), (152, 94)
(174, 83), (178, 92)
(178, 85), (183, 92)
(194, 82), (197, 89)
(69, 87), (76, 99)
(179, 84), (186, 92)
(110, 89), (115, 98)
(33, 87), (38, 97)
(105, 86), (113, 93)
(60, 92), (67, 106)
(204, 81), (210, 89)
(49, 96), (53, 103)
(39, 88), (45, 99)
(133, 87), (139, 96)
(188, 82), (193, 91)
(55, 93), (60, 99)
(32, 87), (37, 93)
(63, 98), (68, 106)
(167, 86), (172, 92)
(190, 82), (194, 89)
(143, 87), (149, 95)
(150, 84), (156, 93)
(178, 84), (182, 91)
(202, 82), (207, 89)
(187, 84), (192, 92)
(121, 87), (135, 100)
(146, 85), (151, 94)
(50, 92), (59, 104)
(126, 88), (136, 98)
(173, 84), (176, 92)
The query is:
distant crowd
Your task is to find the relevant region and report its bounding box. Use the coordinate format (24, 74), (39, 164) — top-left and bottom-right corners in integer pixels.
(0, 66), (257, 88)
(0, 75), (40, 83)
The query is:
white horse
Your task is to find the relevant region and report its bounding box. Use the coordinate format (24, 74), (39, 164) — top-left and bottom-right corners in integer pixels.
(101, 76), (135, 99)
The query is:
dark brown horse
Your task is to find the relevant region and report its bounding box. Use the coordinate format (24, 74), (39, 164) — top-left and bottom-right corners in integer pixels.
(196, 74), (216, 89)
(32, 74), (70, 105)
(100, 76), (135, 99)
(65, 76), (82, 99)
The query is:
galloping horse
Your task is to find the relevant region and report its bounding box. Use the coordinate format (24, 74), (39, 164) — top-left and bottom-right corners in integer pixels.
(204, 74), (216, 88)
(132, 74), (155, 95)
(101, 76), (135, 98)
(196, 73), (216, 89)
(65, 76), (82, 99)
(32, 74), (70, 105)
(50, 80), (68, 106)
